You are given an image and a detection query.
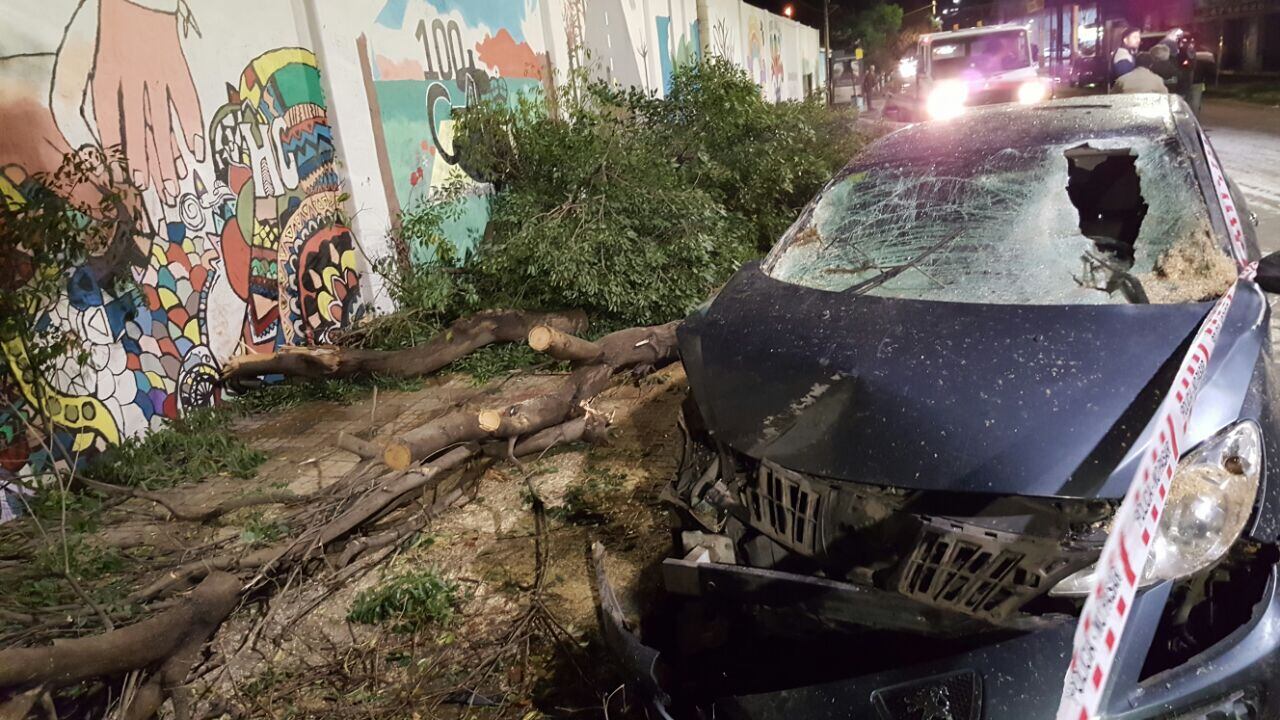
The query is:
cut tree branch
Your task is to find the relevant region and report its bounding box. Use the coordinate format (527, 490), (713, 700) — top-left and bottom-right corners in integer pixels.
(221, 309), (587, 382)
(0, 572), (240, 689)
(383, 321), (679, 470)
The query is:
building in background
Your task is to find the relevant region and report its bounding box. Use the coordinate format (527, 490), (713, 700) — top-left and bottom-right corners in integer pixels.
(994, 0), (1277, 77)
(1196, 0), (1280, 73)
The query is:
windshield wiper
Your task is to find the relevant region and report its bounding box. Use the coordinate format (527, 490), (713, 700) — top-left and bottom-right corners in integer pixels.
(843, 230), (962, 296)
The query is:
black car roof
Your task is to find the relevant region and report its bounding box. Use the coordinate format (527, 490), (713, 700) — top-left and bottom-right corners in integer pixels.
(864, 95), (1190, 166)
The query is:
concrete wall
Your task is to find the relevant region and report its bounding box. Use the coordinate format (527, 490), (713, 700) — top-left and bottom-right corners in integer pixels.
(342, 0), (822, 263)
(0, 0), (365, 496)
(0, 0), (819, 503)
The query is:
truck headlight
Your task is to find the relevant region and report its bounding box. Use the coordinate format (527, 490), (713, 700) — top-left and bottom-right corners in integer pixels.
(925, 80), (969, 121)
(1017, 79), (1048, 104)
(1051, 421), (1261, 596)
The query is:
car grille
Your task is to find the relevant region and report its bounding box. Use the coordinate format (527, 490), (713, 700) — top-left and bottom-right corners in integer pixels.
(733, 458), (1098, 623)
(745, 462), (823, 555)
(968, 85), (1018, 107)
(898, 520), (1077, 622)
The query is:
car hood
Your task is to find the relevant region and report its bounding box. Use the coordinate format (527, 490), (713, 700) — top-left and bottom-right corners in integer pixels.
(679, 263), (1263, 499)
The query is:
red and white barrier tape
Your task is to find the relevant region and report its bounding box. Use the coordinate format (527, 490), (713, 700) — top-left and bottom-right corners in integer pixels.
(1202, 128), (1254, 278)
(1056, 130), (1253, 720)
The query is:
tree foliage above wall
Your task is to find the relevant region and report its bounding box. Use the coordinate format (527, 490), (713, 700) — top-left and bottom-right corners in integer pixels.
(834, 1), (907, 68)
(450, 58), (864, 328)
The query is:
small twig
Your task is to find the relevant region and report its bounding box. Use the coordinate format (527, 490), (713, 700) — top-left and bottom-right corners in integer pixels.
(63, 572), (115, 632)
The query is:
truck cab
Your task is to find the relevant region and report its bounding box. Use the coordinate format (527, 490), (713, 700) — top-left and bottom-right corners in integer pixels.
(909, 24), (1049, 120)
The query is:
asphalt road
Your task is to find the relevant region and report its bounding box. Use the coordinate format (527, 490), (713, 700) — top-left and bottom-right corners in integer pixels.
(1199, 99), (1280, 253)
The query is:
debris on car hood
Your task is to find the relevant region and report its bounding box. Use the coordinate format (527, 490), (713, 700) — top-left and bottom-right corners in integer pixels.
(677, 263), (1233, 499)
(1139, 223), (1240, 303)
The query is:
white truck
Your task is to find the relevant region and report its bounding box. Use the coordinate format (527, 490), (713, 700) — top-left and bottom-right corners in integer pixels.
(890, 24), (1050, 121)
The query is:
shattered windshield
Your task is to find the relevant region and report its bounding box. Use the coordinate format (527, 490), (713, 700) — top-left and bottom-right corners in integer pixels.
(931, 30), (1031, 77)
(763, 135), (1233, 305)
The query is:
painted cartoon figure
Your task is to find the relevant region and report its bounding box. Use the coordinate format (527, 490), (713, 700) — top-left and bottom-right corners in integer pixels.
(0, 0), (360, 494)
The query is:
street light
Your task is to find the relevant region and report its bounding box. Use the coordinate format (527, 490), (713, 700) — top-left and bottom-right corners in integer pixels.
(783, 3), (794, 18)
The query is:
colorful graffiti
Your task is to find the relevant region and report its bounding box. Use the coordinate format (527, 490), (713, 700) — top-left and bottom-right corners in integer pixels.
(210, 48), (360, 350)
(363, 0), (547, 262)
(656, 17), (702, 95)
(0, 0), (820, 512)
(362, 0), (719, 261)
(0, 1), (361, 493)
(745, 14), (786, 101)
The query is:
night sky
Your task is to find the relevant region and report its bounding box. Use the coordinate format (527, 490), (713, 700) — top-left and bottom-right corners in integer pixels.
(742, 0), (934, 30)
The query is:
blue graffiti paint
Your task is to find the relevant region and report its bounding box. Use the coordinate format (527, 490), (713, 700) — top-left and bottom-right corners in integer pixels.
(378, 0), (530, 39)
(424, 0), (528, 41)
(375, 0), (410, 29)
(657, 16), (673, 94)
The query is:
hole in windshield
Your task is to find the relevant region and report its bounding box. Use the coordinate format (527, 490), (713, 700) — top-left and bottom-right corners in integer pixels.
(762, 133), (1234, 306)
(1065, 145), (1148, 266)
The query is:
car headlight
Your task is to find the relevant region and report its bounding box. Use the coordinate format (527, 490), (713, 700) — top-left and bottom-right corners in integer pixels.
(1051, 421), (1261, 596)
(925, 80), (968, 121)
(1017, 79), (1048, 104)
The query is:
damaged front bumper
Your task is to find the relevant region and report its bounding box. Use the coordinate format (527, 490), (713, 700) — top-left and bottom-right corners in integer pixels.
(593, 544), (1280, 720)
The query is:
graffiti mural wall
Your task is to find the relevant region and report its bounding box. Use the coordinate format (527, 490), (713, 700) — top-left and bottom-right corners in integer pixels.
(354, 0), (818, 260)
(0, 0), (819, 513)
(358, 0), (551, 261)
(0, 0), (364, 497)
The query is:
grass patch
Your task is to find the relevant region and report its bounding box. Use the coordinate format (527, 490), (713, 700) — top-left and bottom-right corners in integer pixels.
(348, 568), (458, 634)
(29, 487), (105, 534)
(546, 466), (627, 526)
(83, 408), (265, 490)
(33, 534), (126, 580)
(230, 374), (424, 415)
(0, 535), (129, 612)
(239, 512), (288, 547)
(1205, 81), (1280, 106)
(445, 342), (545, 386)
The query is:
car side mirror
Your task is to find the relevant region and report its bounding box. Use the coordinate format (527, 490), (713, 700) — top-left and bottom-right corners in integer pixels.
(1255, 251), (1280, 293)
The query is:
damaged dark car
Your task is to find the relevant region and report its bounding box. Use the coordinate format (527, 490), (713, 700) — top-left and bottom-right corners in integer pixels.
(595, 94), (1280, 719)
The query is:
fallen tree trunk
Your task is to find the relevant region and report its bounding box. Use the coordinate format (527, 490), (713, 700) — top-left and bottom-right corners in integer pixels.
(310, 445), (476, 548)
(526, 325), (603, 364)
(130, 446), (480, 602)
(0, 316), (681, 714)
(383, 412), (488, 471)
(0, 572), (240, 689)
(221, 309), (588, 382)
(336, 431), (381, 460)
(383, 321), (680, 470)
(481, 412), (609, 459)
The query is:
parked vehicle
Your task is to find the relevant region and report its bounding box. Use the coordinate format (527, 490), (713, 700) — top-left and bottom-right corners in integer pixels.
(598, 94), (1279, 719)
(887, 24), (1050, 121)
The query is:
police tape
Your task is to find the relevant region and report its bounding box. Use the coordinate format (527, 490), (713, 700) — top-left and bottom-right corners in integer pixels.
(1055, 129), (1254, 720)
(1201, 128), (1253, 273)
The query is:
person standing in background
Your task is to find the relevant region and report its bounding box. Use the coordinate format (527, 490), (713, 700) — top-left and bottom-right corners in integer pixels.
(1111, 26), (1141, 82)
(1115, 52), (1169, 94)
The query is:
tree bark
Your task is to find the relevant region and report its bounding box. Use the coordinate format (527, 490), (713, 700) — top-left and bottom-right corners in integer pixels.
(526, 325), (603, 363)
(481, 413), (609, 458)
(383, 413), (487, 471)
(221, 309), (588, 382)
(383, 321), (680, 470)
(0, 572), (240, 688)
(310, 445), (476, 548)
(336, 431), (381, 460)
